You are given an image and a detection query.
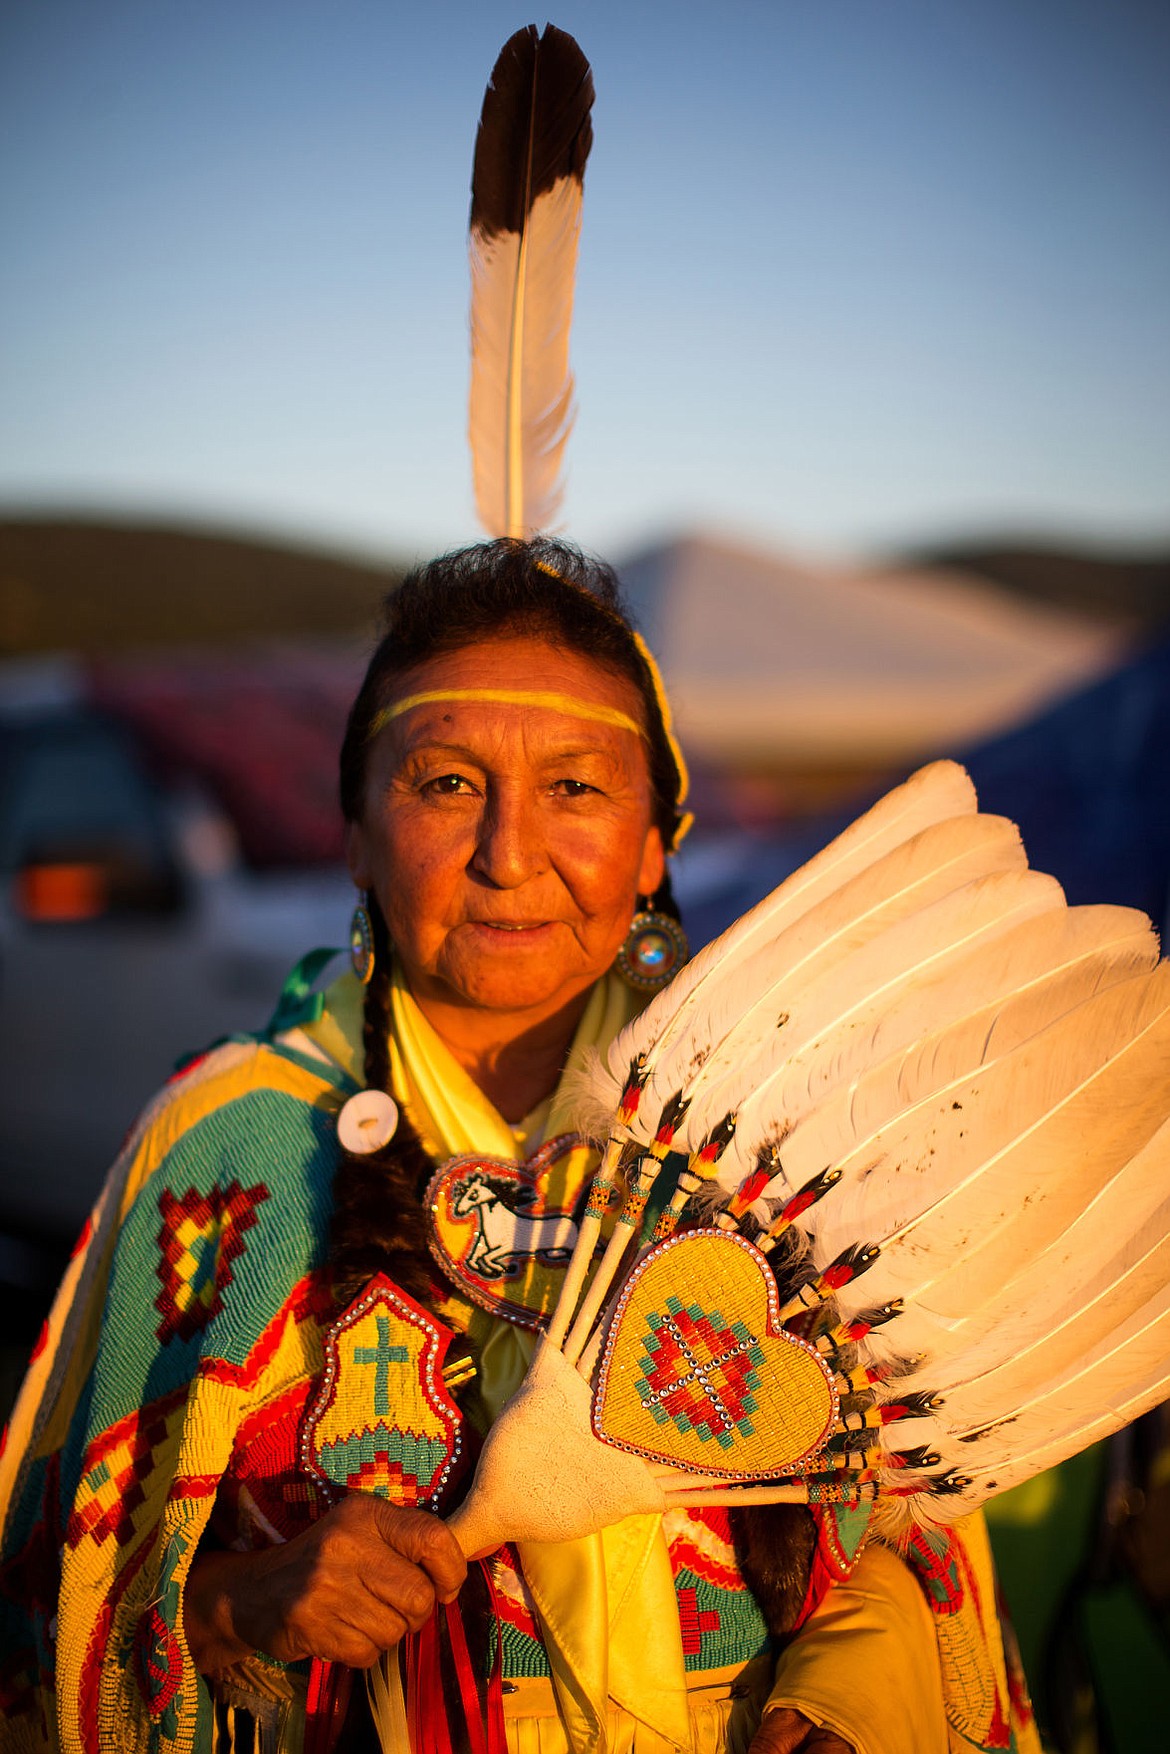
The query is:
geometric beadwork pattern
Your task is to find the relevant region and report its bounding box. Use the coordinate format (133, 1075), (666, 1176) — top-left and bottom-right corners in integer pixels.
(635, 1294), (763, 1447)
(154, 1180), (270, 1345)
(131, 1530), (191, 1728)
(594, 1229), (838, 1479)
(662, 1505), (743, 1593)
(300, 1275), (462, 1507)
(662, 1507), (773, 1673)
(488, 1543), (550, 1679)
(425, 1133), (601, 1330)
(212, 1377), (326, 1549)
(675, 1583), (722, 1657)
(132, 1605), (183, 1722)
(904, 1519), (1015, 1749)
(66, 1388), (189, 1550)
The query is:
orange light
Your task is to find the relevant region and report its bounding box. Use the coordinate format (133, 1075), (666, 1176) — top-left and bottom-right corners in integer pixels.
(15, 863), (109, 922)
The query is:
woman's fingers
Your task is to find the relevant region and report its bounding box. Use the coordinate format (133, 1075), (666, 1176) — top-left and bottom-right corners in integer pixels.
(750, 1708), (856, 1754)
(298, 1603), (388, 1671)
(275, 1499), (459, 1649)
(367, 1499), (468, 1605)
(187, 1496), (467, 1673)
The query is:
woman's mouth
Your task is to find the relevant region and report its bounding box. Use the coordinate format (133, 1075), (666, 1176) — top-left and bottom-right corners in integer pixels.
(474, 920), (550, 930)
(466, 920), (556, 941)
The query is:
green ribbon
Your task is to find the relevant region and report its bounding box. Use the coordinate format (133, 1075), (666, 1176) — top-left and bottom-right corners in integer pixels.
(263, 946), (344, 1037)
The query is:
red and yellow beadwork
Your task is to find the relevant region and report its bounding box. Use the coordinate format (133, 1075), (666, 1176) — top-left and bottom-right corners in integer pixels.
(301, 1276), (462, 1506)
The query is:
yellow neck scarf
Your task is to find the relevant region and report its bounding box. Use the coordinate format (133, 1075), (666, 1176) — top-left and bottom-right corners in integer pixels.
(302, 966), (693, 1752)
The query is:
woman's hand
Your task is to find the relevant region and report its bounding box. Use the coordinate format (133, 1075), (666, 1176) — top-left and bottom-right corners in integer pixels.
(184, 1494), (468, 1673)
(750, 1709), (856, 1754)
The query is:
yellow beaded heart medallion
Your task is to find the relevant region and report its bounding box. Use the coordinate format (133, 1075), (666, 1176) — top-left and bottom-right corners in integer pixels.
(594, 1229), (839, 1478)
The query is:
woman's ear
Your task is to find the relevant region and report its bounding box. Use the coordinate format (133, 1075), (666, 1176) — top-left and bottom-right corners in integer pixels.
(344, 819), (373, 890)
(637, 826), (666, 899)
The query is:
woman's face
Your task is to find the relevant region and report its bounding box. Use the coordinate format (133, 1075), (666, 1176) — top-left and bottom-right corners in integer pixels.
(346, 636), (666, 1021)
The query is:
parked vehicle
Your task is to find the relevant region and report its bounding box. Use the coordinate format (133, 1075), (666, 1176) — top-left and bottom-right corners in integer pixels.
(0, 670), (354, 1377)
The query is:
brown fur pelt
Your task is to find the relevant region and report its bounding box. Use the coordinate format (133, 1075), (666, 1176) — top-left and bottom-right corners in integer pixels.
(729, 1503), (818, 1638)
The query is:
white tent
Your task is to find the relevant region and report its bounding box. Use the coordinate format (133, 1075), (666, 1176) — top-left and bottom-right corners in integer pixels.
(619, 534), (1128, 766)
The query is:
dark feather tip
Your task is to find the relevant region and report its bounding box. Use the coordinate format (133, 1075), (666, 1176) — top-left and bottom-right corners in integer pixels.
(471, 24), (594, 237)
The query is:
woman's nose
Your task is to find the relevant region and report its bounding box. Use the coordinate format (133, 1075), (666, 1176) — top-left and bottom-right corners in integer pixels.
(470, 789), (545, 888)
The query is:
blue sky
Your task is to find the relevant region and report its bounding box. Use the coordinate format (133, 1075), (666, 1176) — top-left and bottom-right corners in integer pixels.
(2, 0), (1167, 566)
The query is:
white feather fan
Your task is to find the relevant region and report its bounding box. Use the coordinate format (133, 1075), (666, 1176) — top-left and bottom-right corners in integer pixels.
(445, 763), (1170, 1558)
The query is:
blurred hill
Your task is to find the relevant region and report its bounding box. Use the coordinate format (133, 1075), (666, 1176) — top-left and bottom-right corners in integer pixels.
(914, 540), (1170, 626)
(0, 516), (405, 654)
(4, 515), (1168, 655)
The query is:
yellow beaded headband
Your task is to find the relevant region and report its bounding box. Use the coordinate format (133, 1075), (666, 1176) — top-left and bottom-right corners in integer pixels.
(367, 690), (644, 741)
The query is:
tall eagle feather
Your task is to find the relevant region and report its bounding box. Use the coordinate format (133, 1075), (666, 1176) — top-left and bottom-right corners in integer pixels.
(468, 24), (594, 538)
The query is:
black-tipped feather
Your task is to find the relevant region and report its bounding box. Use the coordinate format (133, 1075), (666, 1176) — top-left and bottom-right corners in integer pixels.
(470, 25), (594, 237)
(468, 24), (595, 537)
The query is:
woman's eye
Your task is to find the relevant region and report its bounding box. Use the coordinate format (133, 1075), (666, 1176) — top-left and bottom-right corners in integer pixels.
(422, 773), (476, 797)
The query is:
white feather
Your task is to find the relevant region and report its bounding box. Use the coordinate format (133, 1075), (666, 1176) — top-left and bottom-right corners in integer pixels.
(467, 23), (594, 540)
(899, 1288), (1170, 1529)
(470, 176), (582, 537)
(649, 815), (1027, 1153)
(943, 1226), (1170, 1433)
(710, 870), (1075, 1193)
(827, 964), (1170, 1323)
(582, 761), (979, 1131)
(898, 1115), (1170, 1393)
(599, 809), (1020, 1164)
(814, 901), (1154, 1118)
(772, 909), (1159, 1214)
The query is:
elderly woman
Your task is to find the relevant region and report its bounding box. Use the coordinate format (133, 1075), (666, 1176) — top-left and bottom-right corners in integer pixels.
(0, 543), (1029, 1754)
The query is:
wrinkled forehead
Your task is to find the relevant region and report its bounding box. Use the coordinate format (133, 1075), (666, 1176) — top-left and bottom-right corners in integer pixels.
(368, 636), (650, 748)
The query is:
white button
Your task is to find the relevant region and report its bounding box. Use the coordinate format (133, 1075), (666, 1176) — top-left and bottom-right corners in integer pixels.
(337, 1090), (399, 1155)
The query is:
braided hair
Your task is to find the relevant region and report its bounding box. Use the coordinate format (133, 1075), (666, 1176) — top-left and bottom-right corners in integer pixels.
(329, 537), (684, 1303)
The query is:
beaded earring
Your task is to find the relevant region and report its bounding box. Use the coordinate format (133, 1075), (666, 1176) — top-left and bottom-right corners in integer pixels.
(349, 893), (376, 986)
(616, 897), (689, 993)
